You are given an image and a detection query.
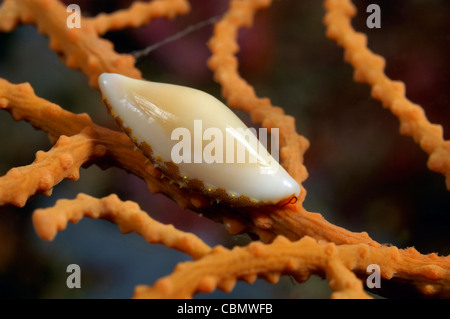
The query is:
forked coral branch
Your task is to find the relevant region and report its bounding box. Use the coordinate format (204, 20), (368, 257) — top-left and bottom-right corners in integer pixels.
(86, 0), (190, 36)
(134, 236), (372, 299)
(134, 234), (450, 299)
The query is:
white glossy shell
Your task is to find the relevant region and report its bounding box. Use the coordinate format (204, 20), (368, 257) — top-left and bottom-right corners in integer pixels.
(98, 73), (300, 206)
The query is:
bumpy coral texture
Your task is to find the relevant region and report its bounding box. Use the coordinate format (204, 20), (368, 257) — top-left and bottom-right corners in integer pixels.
(0, 0), (449, 298)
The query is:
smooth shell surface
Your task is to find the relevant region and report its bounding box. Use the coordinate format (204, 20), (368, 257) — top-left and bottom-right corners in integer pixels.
(98, 73), (300, 206)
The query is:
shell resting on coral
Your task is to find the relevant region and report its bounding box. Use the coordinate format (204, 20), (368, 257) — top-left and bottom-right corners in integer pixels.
(98, 73), (300, 206)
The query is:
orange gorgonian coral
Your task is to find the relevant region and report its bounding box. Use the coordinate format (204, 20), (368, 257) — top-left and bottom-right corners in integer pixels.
(0, 0), (449, 299)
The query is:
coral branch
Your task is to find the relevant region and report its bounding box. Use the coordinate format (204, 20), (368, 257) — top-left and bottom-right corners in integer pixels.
(0, 78), (93, 142)
(133, 236), (371, 299)
(323, 0), (450, 190)
(0, 130), (105, 207)
(10, 0), (140, 86)
(0, 0), (21, 32)
(87, 0), (190, 35)
(199, 204), (378, 246)
(134, 235), (450, 299)
(33, 193), (212, 260)
(326, 256), (370, 299)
